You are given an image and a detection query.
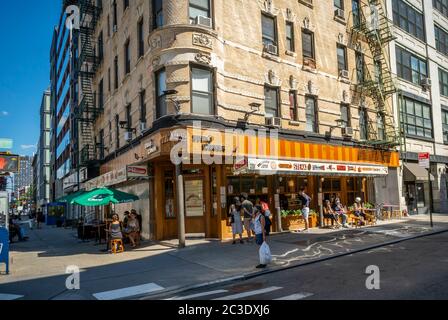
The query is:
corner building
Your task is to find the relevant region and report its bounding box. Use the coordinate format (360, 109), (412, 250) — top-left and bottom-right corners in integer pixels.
(82, 0), (401, 240)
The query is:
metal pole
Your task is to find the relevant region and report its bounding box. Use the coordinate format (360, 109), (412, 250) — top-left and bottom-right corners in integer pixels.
(318, 177), (323, 228)
(176, 164), (185, 248)
(429, 162), (434, 228)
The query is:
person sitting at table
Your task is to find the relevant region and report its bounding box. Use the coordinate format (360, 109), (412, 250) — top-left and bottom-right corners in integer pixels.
(108, 214), (123, 252)
(124, 212), (140, 248)
(323, 200), (341, 228)
(333, 198), (349, 228)
(353, 197), (367, 224)
(123, 211), (130, 228)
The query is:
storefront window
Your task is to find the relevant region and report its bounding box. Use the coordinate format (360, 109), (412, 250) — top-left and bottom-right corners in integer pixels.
(256, 176), (268, 194)
(185, 179), (204, 217)
(241, 177), (255, 195)
(211, 168), (218, 216)
(164, 170), (175, 218)
(227, 176), (240, 195)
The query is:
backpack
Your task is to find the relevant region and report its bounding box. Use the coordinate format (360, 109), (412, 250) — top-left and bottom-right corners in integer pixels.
(264, 215), (271, 236)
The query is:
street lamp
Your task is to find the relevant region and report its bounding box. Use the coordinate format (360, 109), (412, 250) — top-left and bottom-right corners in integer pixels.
(163, 90), (181, 114)
(244, 103), (261, 122)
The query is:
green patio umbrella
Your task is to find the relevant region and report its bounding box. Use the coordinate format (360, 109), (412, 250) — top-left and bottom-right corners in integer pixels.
(56, 190), (86, 203)
(70, 187), (139, 206)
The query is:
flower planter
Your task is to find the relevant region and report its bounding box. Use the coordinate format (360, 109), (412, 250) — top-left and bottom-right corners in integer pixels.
(281, 215), (305, 231)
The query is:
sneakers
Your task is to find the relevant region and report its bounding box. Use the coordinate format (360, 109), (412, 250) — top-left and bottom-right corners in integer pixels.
(240, 240), (244, 244)
(256, 264), (267, 269)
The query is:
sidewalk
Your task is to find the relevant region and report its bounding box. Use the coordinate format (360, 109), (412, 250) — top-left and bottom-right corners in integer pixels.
(1, 215), (447, 300)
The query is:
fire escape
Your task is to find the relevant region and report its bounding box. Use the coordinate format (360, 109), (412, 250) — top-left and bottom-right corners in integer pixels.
(76, 0), (102, 167)
(350, 0), (400, 150)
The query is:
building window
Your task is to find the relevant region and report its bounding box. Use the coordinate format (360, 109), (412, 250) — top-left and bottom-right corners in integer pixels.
(126, 104), (132, 129)
(355, 51), (364, 83)
(124, 39), (131, 75)
(334, 0), (344, 10)
(359, 107), (368, 140)
(302, 29), (315, 59)
(112, 0), (118, 30)
(153, 0), (163, 29)
(138, 19), (144, 58)
(261, 14), (277, 48)
(442, 109), (448, 143)
(109, 121), (112, 147)
(189, 0), (211, 23)
(305, 96), (318, 133)
(434, 0), (448, 18)
(396, 46), (427, 85)
(341, 103), (351, 128)
(191, 67), (214, 115)
(392, 0), (425, 41)
(435, 25), (448, 56)
(440, 68), (448, 96)
(264, 86), (279, 118)
(352, 0), (361, 28)
(286, 22), (295, 52)
(114, 56), (119, 89)
(155, 69), (166, 118)
(139, 90), (146, 123)
(337, 44), (348, 72)
(108, 67), (111, 92)
(401, 97), (433, 138)
(99, 129), (105, 160)
(98, 31), (104, 62)
(377, 113), (385, 141)
(98, 79), (104, 109)
(115, 114), (120, 149)
(289, 91), (298, 121)
(123, 0), (129, 11)
(107, 14), (110, 36)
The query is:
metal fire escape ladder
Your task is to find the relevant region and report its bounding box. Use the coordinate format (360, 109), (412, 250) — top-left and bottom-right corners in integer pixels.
(350, 0), (400, 149)
(76, 0), (102, 166)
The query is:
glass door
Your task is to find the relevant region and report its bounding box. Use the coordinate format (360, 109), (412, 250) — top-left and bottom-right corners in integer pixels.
(184, 177), (206, 234)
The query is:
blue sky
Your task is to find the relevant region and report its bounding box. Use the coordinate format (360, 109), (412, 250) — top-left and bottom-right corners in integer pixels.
(0, 1), (61, 156)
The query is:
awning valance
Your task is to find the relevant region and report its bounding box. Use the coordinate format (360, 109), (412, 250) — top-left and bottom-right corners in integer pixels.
(233, 158), (389, 177)
(403, 163), (434, 182)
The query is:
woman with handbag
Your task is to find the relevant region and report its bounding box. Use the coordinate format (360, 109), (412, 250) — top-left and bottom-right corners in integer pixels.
(229, 197), (244, 244)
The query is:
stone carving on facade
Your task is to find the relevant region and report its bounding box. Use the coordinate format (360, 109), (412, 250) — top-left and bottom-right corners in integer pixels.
(289, 75), (298, 90)
(258, 0), (280, 15)
(305, 80), (319, 96)
(192, 33), (213, 49)
(285, 8), (296, 22)
(148, 35), (162, 53)
(265, 70), (282, 86)
(152, 56), (161, 67)
(342, 90), (350, 103)
(353, 41), (364, 53)
(337, 33), (347, 46)
(195, 52), (212, 65)
(136, 5), (143, 17)
(303, 17), (316, 32)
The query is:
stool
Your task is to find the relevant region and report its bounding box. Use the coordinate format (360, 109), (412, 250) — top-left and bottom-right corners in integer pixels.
(111, 239), (124, 254)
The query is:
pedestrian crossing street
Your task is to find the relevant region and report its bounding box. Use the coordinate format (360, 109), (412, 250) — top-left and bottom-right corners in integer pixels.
(165, 286), (314, 301)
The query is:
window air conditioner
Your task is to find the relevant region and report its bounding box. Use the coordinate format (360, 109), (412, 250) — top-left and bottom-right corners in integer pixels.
(195, 16), (212, 28)
(335, 9), (345, 19)
(266, 117), (282, 128)
(263, 44), (278, 55)
(113, 25), (118, 33)
(421, 77), (432, 88)
(339, 70), (349, 78)
(342, 127), (354, 137)
(124, 131), (133, 142)
(140, 122), (147, 133)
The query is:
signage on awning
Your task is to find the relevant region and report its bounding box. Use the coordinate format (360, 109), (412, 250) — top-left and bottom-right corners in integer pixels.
(233, 158), (389, 176)
(85, 165), (149, 190)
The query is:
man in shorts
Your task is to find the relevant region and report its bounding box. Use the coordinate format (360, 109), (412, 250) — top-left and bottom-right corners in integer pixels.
(298, 187), (311, 231)
(241, 193), (254, 242)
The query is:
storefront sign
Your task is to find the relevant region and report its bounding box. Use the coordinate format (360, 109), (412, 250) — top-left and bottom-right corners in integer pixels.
(0, 139), (13, 150)
(234, 158), (389, 176)
(145, 140), (158, 155)
(418, 152), (430, 169)
(127, 166), (148, 177)
(85, 165), (149, 190)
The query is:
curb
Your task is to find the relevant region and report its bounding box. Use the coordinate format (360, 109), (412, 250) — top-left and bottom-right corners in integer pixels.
(140, 226), (448, 300)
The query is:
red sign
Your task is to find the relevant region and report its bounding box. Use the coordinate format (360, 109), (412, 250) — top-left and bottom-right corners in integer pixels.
(418, 152), (430, 168)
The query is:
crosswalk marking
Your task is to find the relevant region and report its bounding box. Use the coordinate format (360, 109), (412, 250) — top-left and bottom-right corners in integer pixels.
(214, 286), (282, 300)
(274, 292), (314, 300)
(0, 294), (24, 300)
(93, 283), (164, 300)
(166, 289), (229, 300)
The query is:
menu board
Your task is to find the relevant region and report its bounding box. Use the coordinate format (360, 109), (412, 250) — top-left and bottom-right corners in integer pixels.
(185, 179), (204, 217)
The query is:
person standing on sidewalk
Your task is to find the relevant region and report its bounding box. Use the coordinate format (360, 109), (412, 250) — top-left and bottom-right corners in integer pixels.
(298, 187), (311, 231)
(257, 198), (272, 236)
(253, 206), (267, 269)
(241, 193), (254, 242)
(229, 197), (244, 244)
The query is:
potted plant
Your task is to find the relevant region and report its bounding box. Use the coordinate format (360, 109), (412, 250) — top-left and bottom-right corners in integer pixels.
(281, 209), (305, 231)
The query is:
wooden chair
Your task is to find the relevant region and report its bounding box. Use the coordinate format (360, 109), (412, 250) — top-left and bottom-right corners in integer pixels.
(111, 239), (124, 254)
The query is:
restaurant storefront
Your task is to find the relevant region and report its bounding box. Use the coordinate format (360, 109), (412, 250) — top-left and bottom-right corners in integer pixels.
(143, 125), (400, 241)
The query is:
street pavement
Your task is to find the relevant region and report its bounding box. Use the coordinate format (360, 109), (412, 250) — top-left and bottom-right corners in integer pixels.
(151, 231), (448, 300)
(0, 215), (447, 300)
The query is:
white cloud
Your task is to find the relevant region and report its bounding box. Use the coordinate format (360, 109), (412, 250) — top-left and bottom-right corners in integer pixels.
(21, 144), (37, 150)
(1, 111), (8, 116)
